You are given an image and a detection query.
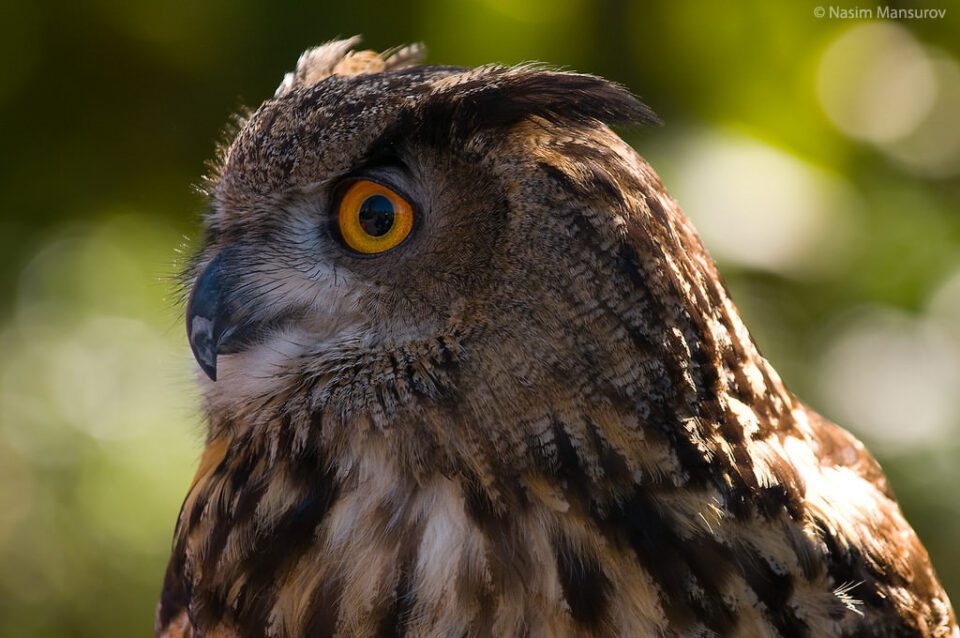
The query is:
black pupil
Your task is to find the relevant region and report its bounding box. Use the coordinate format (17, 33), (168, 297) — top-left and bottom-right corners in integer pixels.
(358, 195), (395, 237)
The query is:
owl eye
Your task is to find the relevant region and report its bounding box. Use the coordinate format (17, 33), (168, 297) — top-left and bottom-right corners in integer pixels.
(336, 179), (415, 254)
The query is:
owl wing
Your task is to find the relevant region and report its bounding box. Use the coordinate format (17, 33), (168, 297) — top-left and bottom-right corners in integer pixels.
(790, 404), (958, 635)
(555, 392), (958, 635)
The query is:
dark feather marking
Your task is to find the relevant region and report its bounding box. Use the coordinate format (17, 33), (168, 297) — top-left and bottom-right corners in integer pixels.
(549, 418), (596, 507)
(233, 460), (340, 633)
(681, 537), (739, 634)
(462, 476), (534, 602)
(584, 415), (632, 486)
(199, 450), (266, 579)
(813, 517), (929, 634)
(737, 550), (806, 637)
(376, 571), (411, 638)
(764, 457), (807, 520)
(301, 574), (342, 638)
(192, 469), (268, 631)
(815, 519), (888, 611)
(786, 523), (823, 582)
(187, 444), (238, 532)
(594, 490), (736, 634)
(463, 475), (506, 530)
(375, 536), (419, 638)
(156, 541), (191, 633)
(186, 487), (209, 532)
(554, 535), (611, 627)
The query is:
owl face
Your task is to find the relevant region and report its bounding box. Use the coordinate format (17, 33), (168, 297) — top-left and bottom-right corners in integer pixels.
(185, 41), (656, 407)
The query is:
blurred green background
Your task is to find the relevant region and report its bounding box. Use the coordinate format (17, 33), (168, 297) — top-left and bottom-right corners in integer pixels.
(1, 0), (959, 635)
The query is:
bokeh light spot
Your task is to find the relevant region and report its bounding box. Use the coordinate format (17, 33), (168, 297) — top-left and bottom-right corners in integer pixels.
(817, 23), (936, 144)
(667, 131), (860, 276)
(882, 53), (960, 178)
(818, 309), (960, 452)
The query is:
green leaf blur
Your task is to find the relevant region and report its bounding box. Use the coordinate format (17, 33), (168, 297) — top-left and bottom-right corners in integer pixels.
(1, 1), (958, 635)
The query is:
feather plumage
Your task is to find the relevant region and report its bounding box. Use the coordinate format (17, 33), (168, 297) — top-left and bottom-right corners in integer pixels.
(158, 39), (957, 638)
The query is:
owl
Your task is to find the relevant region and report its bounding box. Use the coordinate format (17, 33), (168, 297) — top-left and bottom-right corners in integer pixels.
(157, 37), (958, 638)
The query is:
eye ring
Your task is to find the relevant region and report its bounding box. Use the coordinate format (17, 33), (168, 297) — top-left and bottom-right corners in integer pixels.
(335, 179), (415, 255)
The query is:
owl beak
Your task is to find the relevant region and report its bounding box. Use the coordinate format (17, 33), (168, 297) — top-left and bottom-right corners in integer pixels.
(186, 250), (236, 382)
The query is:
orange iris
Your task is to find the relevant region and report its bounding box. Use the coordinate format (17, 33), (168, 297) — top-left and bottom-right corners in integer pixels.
(337, 180), (414, 254)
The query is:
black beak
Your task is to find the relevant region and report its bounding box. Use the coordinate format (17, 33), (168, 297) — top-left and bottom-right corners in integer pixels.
(186, 250), (235, 381)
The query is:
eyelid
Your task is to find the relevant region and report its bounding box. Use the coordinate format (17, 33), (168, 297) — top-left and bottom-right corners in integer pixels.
(330, 164), (422, 223)
(335, 165), (415, 200)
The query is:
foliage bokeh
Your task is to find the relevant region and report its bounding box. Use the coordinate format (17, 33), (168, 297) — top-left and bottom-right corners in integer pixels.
(1, 1), (959, 635)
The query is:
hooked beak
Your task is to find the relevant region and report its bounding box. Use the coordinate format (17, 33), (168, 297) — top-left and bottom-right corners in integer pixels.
(186, 250), (237, 381)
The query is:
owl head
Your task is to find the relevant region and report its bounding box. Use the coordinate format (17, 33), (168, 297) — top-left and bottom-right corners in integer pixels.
(185, 38), (771, 461)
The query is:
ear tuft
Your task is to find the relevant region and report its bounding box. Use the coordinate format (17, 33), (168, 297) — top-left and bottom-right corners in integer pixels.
(421, 66), (659, 137)
(275, 37), (427, 97)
